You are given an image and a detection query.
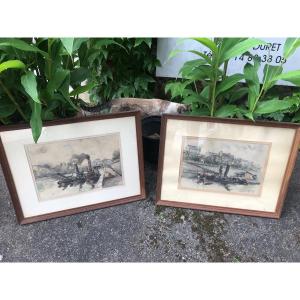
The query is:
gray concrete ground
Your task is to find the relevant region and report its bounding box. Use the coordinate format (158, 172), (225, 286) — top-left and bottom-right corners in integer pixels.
(0, 156), (300, 262)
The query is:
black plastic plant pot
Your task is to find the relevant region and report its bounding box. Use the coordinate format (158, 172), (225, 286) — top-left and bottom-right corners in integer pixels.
(142, 116), (161, 164)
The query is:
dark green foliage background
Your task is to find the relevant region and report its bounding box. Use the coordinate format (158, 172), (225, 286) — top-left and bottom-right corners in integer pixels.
(1, 37), (300, 143)
(88, 38), (160, 103)
(0, 38), (159, 142)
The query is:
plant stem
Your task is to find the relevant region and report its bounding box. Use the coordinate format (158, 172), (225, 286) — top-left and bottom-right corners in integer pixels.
(210, 80), (217, 116)
(223, 60), (228, 80)
(193, 81), (198, 93)
(0, 79), (28, 121)
(66, 56), (70, 69)
(210, 42), (220, 117)
(251, 86), (265, 113)
(47, 39), (52, 79)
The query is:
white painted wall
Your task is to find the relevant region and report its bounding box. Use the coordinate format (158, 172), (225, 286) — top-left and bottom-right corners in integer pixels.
(156, 38), (300, 86)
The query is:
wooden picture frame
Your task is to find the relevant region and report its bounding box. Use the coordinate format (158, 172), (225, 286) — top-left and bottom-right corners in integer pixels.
(0, 111), (145, 224)
(156, 114), (300, 218)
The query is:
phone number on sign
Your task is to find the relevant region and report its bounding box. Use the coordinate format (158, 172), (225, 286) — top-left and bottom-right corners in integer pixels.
(203, 51), (287, 64)
(234, 54), (286, 64)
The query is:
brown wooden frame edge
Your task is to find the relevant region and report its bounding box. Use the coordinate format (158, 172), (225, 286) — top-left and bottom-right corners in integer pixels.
(0, 111), (146, 224)
(156, 114), (300, 219)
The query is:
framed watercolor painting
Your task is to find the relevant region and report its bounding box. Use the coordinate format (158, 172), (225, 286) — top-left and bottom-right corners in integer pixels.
(156, 114), (300, 218)
(0, 111), (145, 224)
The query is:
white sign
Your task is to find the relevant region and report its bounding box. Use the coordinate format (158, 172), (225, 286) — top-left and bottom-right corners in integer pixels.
(156, 38), (300, 86)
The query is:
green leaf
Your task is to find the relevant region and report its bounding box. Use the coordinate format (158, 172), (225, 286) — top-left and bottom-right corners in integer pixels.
(182, 92), (209, 107)
(70, 82), (96, 96)
(46, 69), (69, 97)
(229, 87), (249, 103)
(266, 112), (285, 122)
(244, 112), (254, 121)
(283, 38), (300, 59)
(215, 104), (238, 117)
(60, 38), (74, 56)
(179, 59), (211, 80)
(21, 71), (40, 104)
(192, 38), (218, 54)
(42, 109), (56, 121)
(273, 70), (300, 86)
(189, 106), (210, 116)
(0, 60), (25, 74)
(222, 38), (266, 62)
(72, 38), (89, 52)
(235, 106), (248, 118)
(188, 50), (212, 64)
(262, 64), (283, 91)
(219, 38), (247, 63)
(133, 75), (155, 91)
(182, 94), (200, 104)
(0, 97), (16, 117)
(244, 59), (260, 84)
(168, 49), (183, 60)
(200, 85), (210, 98)
(215, 73), (244, 97)
(165, 81), (193, 99)
(0, 38), (48, 58)
(30, 101), (42, 143)
(254, 98), (300, 115)
(70, 67), (90, 85)
(134, 38), (152, 48)
(57, 71), (79, 111)
(292, 110), (300, 122)
(93, 39), (127, 52)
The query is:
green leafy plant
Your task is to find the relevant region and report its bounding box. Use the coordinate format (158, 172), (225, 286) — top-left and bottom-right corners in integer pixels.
(165, 38), (265, 117)
(0, 38), (159, 142)
(241, 38), (300, 121)
(165, 37), (300, 121)
(0, 38), (95, 142)
(86, 38), (160, 103)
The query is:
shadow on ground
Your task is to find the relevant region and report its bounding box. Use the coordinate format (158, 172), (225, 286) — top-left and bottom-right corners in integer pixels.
(0, 156), (300, 262)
